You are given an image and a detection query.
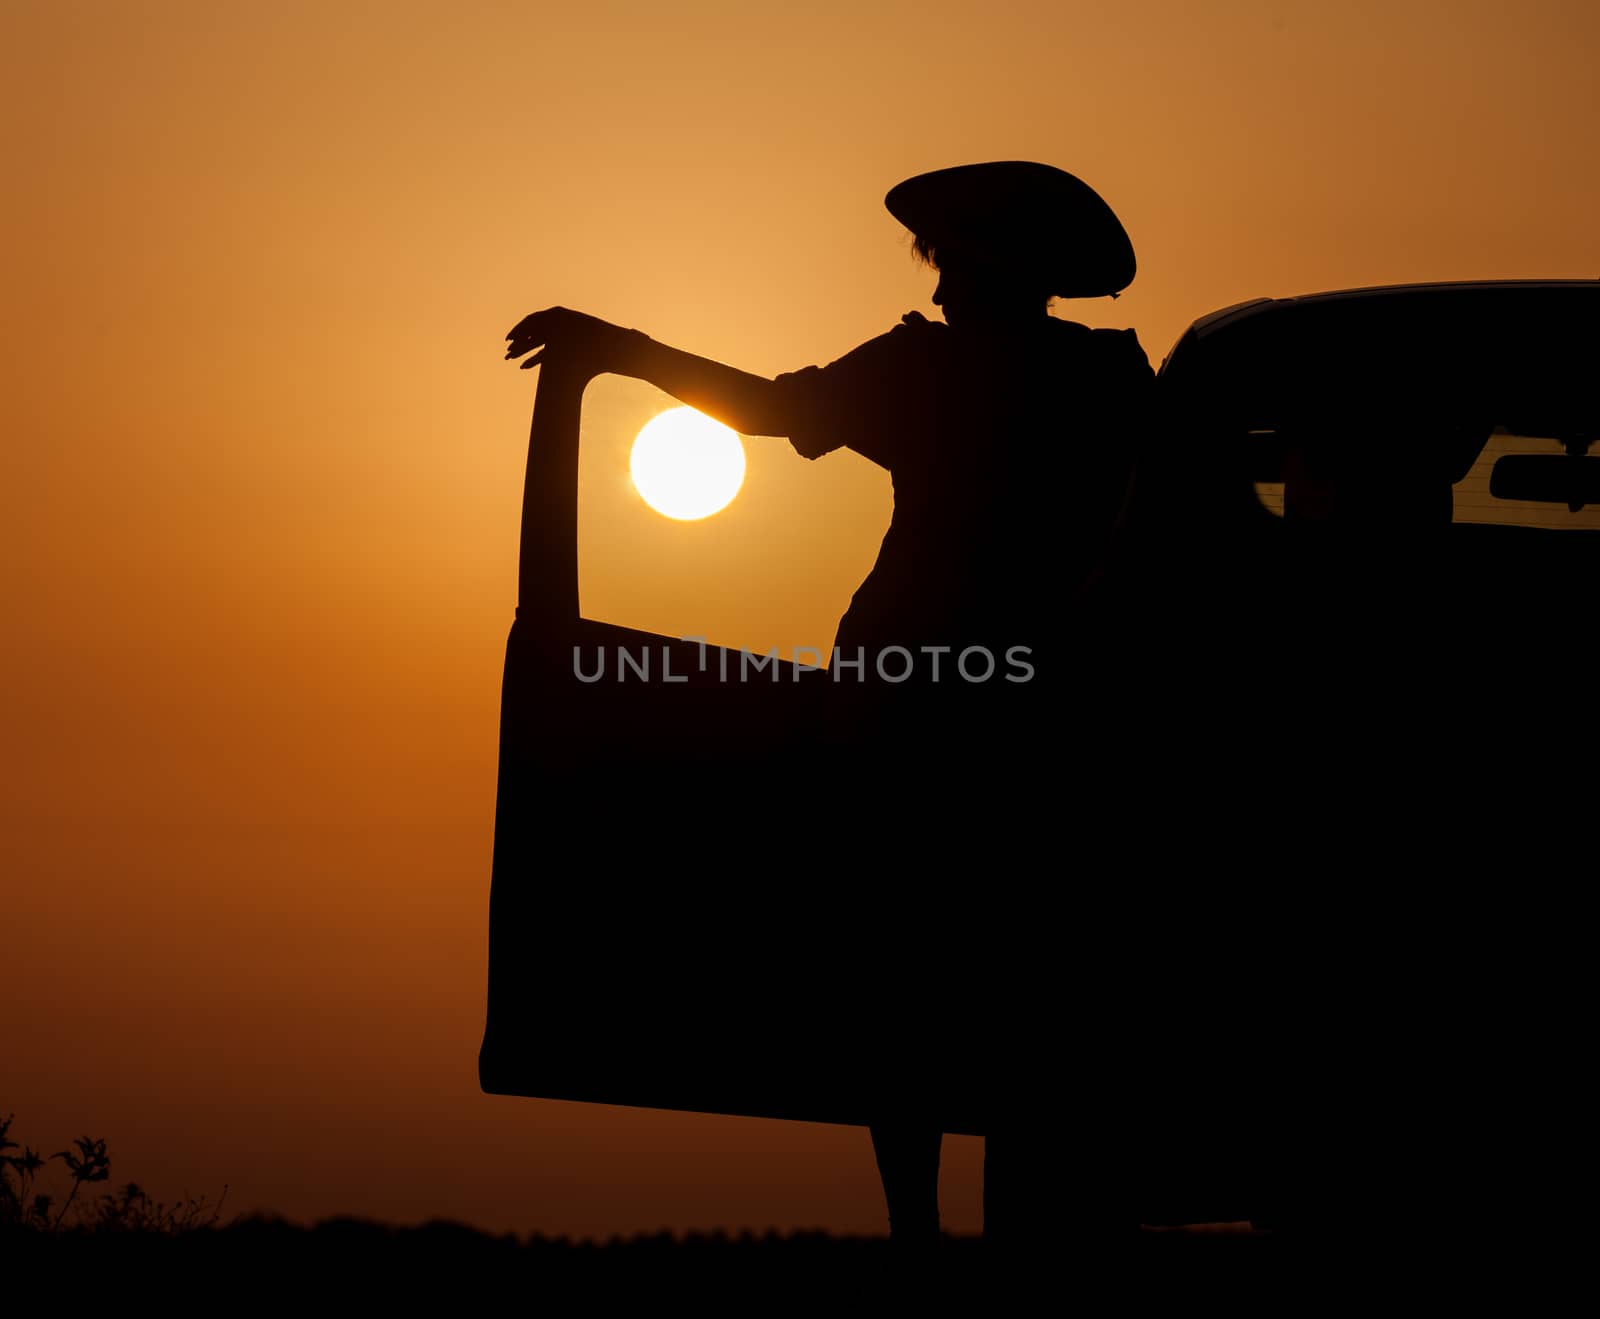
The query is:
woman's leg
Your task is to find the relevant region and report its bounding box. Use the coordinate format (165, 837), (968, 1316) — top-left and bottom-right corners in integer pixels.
(870, 1124), (943, 1242)
(985, 1121), (1066, 1248)
(983, 1128), (1012, 1244)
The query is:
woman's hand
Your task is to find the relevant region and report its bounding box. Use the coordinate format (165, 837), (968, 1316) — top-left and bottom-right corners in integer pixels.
(504, 307), (638, 370)
(506, 310), (784, 436)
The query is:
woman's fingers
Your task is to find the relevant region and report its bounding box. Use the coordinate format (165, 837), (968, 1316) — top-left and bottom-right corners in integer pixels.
(506, 307), (555, 341)
(506, 305), (574, 342)
(503, 307), (609, 368)
(504, 312), (550, 359)
(506, 306), (582, 362)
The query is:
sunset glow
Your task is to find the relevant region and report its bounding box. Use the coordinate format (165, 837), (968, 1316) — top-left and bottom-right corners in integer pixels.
(5, 0), (1597, 1245)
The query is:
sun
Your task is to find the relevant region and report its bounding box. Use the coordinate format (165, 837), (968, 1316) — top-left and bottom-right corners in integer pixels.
(629, 406), (746, 520)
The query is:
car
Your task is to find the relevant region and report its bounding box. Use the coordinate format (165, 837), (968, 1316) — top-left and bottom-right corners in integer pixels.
(1116, 278), (1596, 1230)
(479, 279), (1598, 1231)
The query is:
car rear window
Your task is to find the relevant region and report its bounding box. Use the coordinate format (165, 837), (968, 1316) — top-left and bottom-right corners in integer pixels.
(1451, 429), (1600, 529)
(1252, 427), (1600, 529)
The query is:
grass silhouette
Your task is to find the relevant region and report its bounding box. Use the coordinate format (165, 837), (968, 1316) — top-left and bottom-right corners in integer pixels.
(5, 1109), (1298, 1304)
(1, 1113), (227, 1235)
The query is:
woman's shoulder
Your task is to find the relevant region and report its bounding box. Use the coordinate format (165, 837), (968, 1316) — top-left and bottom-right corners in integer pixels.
(803, 311), (951, 383)
(1047, 315), (1144, 349)
(1047, 317), (1154, 379)
(854, 309), (950, 359)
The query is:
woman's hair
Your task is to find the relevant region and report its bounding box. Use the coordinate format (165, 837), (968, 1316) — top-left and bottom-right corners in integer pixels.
(912, 233), (1053, 307)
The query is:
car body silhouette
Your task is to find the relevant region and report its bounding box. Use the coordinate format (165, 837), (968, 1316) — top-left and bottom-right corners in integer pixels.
(1117, 278), (1596, 1229)
(480, 279), (1598, 1230)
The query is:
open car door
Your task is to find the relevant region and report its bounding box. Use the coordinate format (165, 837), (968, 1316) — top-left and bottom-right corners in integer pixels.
(477, 352), (994, 1134)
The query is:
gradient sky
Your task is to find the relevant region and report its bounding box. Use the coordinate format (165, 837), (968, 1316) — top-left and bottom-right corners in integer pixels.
(4, 0), (1597, 1238)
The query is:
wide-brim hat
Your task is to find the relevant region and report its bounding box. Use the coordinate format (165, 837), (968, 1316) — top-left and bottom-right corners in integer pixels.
(885, 161), (1136, 299)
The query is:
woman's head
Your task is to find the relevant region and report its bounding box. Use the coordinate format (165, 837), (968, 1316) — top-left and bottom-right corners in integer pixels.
(912, 233), (1052, 327)
(887, 162), (1136, 321)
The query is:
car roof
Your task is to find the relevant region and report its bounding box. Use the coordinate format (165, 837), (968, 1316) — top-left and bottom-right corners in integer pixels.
(1159, 280), (1599, 428)
(1177, 278), (1600, 347)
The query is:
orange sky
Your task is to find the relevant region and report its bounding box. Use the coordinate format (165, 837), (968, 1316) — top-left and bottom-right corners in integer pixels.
(4, 1), (1597, 1237)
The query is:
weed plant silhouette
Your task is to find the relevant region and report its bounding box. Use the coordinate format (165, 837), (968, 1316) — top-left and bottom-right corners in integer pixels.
(1, 1113), (226, 1234)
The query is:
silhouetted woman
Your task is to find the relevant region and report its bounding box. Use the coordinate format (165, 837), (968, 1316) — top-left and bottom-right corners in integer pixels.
(505, 161), (1154, 1248)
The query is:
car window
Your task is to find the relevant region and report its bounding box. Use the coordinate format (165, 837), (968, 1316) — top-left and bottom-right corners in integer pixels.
(1452, 429), (1600, 529)
(1249, 427), (1599, 529)
(575, 373), (891, 662)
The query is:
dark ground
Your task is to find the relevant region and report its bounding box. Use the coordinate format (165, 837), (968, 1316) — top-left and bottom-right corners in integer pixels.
(7, 1219), (1315, 1309)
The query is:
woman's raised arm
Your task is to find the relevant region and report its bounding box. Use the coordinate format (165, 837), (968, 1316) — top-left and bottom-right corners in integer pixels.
(505, 307), (791, 438)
